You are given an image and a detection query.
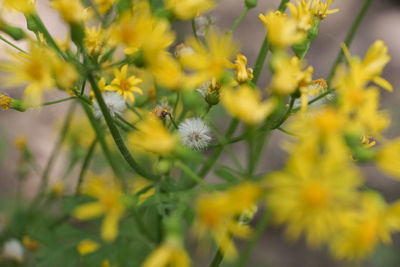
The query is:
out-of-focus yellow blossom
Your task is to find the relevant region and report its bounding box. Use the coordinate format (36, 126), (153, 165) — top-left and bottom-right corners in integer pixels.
(85, 25), (106, 56)
(269, 55), (313, 95)
(142, 236), (190, 267)
(193, 182), (260, 259)
(66, 116), (95, 149)
(109, 10), (153, 55)
(14, 136), (27, 150)
(106, 65), (143, 102)
(287, 0), (314, 32)
(259, 11), (306, 49)
(127, 115), (176, 155)
(341, 40), (392, 92)
(55, 35), (70, 52)
(165, 0), (216, 20)
(299, 78), (328, 113)
(77, 239), (100, 255)
(265, 144), (362, 247)
(73, 175), (125, 242)
(376, 138), (400, 179)
(94, 0), (116, 14)
(180, 30), (238, 85)
(311, 0), (339, 20)
(141, 20), (175, 62)
(221, 85), (276, 125)
(329, 192), (400, 261)
(22, 236), (40, 252)
(90, 77), (108, 99)
(233, 54), (253, 83)
(0, 94), (11, 110)
(130, 177), (154, 205)
(52, 59), (79, 90)
(50, 180), (64, 197)
(3, 0), (36, 15)
(1, 43), (54, 107)
(50, 0), (87, 24)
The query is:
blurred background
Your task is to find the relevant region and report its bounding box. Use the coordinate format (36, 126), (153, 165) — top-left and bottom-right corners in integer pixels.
(1, 0), (400, 266)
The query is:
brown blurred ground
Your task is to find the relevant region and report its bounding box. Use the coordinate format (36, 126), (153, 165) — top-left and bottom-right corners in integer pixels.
(1, 0), (400, 266)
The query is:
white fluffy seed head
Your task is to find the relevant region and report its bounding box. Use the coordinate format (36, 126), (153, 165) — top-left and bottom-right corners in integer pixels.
(93, 92), (126, 118)
(178, 117), (212, 150)
(2, 239), (24, 263)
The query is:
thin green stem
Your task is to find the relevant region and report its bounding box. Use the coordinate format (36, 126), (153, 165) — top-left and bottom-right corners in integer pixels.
(168, 115), (179, 130)
(116, 113), (136, 129)
(175, 161), (213, 191)
(236, 211), (270, 267)
(292, 88), (333, 113)
(229, 7), (250, 34)
(31, 102), (76, 208)
(76, 138), (97, 194)
(272, 96), (296, 129)
(201, 104), (212, 119)
(191, 18), (200, 42)
(0, 35), (27, 53)
(87, 73), (154, 181)
(197, 119), (239, 180)
(277, 127), (299, 137)
(327, 0), (373, 86)
(210, 248), (224, 267)
(31, 15), (66, 60)
(127, 103), (143, 120)
(79, 97), (123, 181)
(42, 97), (75, 107)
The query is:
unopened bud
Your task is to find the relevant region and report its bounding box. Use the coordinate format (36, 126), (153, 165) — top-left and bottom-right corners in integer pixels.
(245, 0), (257, 9)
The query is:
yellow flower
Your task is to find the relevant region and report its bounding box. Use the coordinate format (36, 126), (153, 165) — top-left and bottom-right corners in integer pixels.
(0, 94), (11, 110)
(106, 65), (143, 102)
(94, 0), (116, 14)
(142, 236), (190, 267)
(220, 85), (276, 125)
(52, 59), (79, 90)
(193, 182), (260, 259)
(127, 115), (176, 155)
(84, 25), (106, 56)
(287, 0), (314, 32)
(109, 9), (153, 55)
(265, 145), (362, 247)
(50, 180), (64, 197)
(311, 0), (339, 20)
(180, 30), (238, 85)
(259, 11), (306, 49)
(22, 236), (40, 252)
(299, 78), (328, 113)
(55, 34), (70, 52)
(1, 43), (54, 107)
(73, 175), (125, 242)
(50, 0), (87, 24)
(165, 0), (216, 20)
(376, 138), (400, 179)
(77, 239), (100, 255)
(233, 54), (253, 83)
(329, 192), (400, 261)
(269, 54), (313, 95)
(341, 40), (392, 91)
(3, 0), (36, 14)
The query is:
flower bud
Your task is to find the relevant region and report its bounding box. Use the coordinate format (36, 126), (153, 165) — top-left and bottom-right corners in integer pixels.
(0, 22), (25, 40)
(245, 0), (257, 8)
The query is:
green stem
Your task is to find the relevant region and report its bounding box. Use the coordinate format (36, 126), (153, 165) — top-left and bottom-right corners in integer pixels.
(116, 113), (136, 130)
(76, 138), (97, 194)
(252, 0), (290, 84)
(175, 161), (213, 191)
(277, 127), (299, 137)
(272, 96), (296, 129)
(236, 211), (270, 267)
(31, 102), (76, 208)
(79, 98), (123, 180)
(292, 88), (333, 113)
(42, 97), (75, 107)
(168, 115), (179, 130)
(327, 0), (373, 86)
(87, 73), (155, 181)
(201, 104), (212, 119)
(197, 119), (239, 180)
(229, 7), (250, 34)
(0, 35), (27, 53)
(210, 248), (224, 267)
(31, 15), (66, 59)
(191, 18), (200, 42)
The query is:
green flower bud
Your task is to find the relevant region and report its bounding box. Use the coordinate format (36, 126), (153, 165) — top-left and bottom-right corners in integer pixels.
(245, 0), (258, 8)
(0, 22), (25, 41)
(205, 92), (220, 105)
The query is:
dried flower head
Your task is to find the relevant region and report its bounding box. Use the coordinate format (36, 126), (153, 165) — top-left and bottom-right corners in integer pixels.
(178, 117), (212, 150)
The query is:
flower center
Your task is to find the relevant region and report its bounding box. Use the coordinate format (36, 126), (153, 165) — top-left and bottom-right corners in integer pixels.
(120, 80), (130, 91)
(302, 181), (328, 208)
